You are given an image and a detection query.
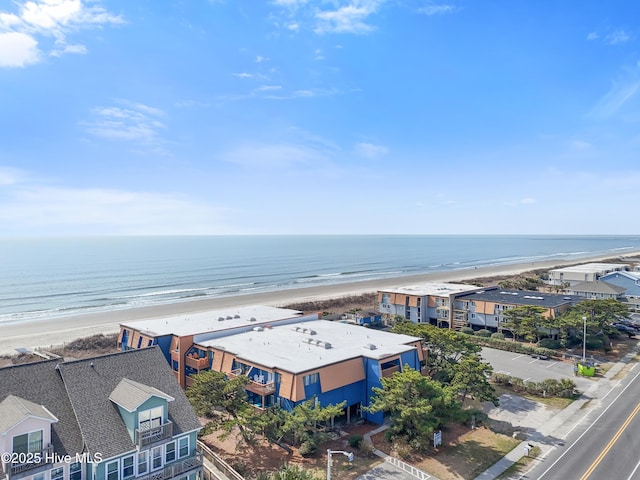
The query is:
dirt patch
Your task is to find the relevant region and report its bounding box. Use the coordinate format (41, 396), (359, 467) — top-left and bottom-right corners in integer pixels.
(201, 422), (381, 479)
(371, 424), (519, 480)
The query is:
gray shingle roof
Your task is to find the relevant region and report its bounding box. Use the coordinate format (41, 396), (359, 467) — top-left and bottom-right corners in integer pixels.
(0, 395), (58, 434)
(568, 280), (626, 295)
(109, 378), (175, 413)
(0, 347), (201, 463)
(58, 347), (201, 460)
(0, 360), (84, 457)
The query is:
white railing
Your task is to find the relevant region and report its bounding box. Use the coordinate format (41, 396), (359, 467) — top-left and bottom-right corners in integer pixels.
(385, 456), (432, 479)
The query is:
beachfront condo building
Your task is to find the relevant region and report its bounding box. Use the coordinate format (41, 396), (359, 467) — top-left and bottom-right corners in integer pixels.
(454, 288), (580, 331)
(193, 319), (423, 424)
(0, 348), (202, 480)
(377, 283), (485, 329)
(119, 309), (423, 425)
(117, 305), (320, 389)
(547, 263), (629, 286)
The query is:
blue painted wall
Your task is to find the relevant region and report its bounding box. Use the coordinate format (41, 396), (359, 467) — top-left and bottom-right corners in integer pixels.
(155, 335), (173, 363)
(600, 272), (640, 297)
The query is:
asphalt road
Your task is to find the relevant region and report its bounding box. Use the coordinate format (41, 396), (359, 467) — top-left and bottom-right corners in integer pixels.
(521, 363), (640, 480)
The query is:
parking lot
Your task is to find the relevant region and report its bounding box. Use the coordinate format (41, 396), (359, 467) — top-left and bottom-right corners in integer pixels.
(480, 347), (594, 392)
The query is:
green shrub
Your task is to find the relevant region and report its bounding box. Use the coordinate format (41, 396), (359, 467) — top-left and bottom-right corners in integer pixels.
(491, 332), (505, 340)
(348, 434), (363, 448)
(538, 338), (561, 350)
(585, 337), (605, 350)
(299, 439), (317, 457)
(460, 327), (475, 335)
(475, 329), (492, 337)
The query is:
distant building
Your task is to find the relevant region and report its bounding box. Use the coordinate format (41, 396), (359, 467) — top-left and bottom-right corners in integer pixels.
(193, 320), (423, 424)
(599, 271), (640, 298)
(567, 280), (626, 300)
(0, 348), (202, 480)
(377, 283), (485, 329)
(117, 305), (319, 389)
(547, 263), (629, 286)
(455, 288), (580, 331)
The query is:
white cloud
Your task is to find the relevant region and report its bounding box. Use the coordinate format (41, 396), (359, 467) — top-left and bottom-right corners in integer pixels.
(586, 31), (599, 40)
(256, 85), (282, 91)
(0, 31), (40, 67)
(315, 1), (384, 35)
(590, 71), (640, 119)
(83, 102), (167, 148)
(354, 142), (388, 159)
(520, 197), (536, 204)
(0, 184), (233, 235)
(287, 23), (299, 31)
(222, 143), (329, 169)
(418, 3), (457, 16)
(605, 30), (631, 45)
(256, 55), (268, 63)
(571, 140), (592, 150)
(0, 166), (26, 185)
(0, 0), (123, 67)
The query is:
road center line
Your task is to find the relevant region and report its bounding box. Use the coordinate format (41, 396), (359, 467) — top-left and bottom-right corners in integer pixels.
(579, 402), (640, 480)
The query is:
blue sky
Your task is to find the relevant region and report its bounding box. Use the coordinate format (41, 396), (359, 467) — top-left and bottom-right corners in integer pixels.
(0, 0), (639, 235)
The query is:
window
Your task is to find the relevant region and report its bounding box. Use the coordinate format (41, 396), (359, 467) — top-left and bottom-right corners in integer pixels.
(70, 462), (82, 480)
(303, 373), (319, 386)
(137, 451), (148, 475)
(106, 462), (118, 480)
(151, 446), (163, 470)
(12, 430), (43, 454)
(165, 442), (176, 463)
(33, 474), (46, 480)
(172, 360), (179, 371)
(122, 456), (134, 479)
(139, 406), (163, 431)
(51, 467), (64, 480)
(178, 437), (189, 458)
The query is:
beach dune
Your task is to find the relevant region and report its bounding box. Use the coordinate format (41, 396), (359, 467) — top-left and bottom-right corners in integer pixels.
(1, 253), (637, 356)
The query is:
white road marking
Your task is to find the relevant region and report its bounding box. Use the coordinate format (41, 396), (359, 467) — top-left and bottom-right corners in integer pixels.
(512, 354), (525, 360)
(546, 362), (558, 369)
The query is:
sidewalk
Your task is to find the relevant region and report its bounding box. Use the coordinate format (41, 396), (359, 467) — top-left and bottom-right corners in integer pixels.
(473, 348), (638, 480)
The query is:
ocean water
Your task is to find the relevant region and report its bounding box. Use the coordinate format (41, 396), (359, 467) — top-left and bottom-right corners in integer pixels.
(0, 235), (638, 325)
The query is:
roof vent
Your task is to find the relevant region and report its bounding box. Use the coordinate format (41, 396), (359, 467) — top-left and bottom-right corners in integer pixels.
(323, 342), (332, 349)
(234, 314), (241, 319)
(226, 315), (233, 320)
(308, 329), (317, 335)
(218, 317), (225, 321)
(250, 317), (257, 322)
(363, 343), (377, 350)
(253, 326), (264, 332)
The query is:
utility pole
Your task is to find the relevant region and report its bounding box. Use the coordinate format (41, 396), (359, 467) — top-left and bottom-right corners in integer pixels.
(582, 316), (587, 362)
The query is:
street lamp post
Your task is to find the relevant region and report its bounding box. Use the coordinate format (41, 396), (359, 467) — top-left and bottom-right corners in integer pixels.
(327, 449), (354, 480)
(582, 316), (587, 362)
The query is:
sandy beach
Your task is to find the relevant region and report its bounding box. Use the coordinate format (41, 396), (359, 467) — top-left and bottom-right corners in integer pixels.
(1, 252), (639, 356)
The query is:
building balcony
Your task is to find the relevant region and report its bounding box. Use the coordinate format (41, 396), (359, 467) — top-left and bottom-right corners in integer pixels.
(381, 365), (400, 378)
(140, 452), (202, 480)
(185, 355), (209, 370)
(135, 421), (174, 449)
(6, 444), (54, 479)
(228, 369), (276, 396)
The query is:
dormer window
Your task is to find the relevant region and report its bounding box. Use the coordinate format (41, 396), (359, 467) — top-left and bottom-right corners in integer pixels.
(139, 406), (163, 431)
(12, 430), (43, 454)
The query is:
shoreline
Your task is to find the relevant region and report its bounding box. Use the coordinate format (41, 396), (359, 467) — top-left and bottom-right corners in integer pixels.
(1, 251), (639, 356)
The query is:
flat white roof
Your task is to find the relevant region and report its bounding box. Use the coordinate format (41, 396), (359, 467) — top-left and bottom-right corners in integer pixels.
(120, 305), (304, 337)
(379, 283), (480, 296)
(550, 263), (628, 274)
(198, 320), (421, 374)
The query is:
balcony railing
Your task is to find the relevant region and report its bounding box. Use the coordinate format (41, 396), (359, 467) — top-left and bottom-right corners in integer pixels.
(228, 369), (275, 396)
(135, 421), (173, 449)
(185, 356), (209, 370)
(7, 444), (54, 478)
(141, 453), (202, 480)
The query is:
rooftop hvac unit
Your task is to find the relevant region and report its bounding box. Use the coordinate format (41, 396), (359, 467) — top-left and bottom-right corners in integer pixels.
(363, 343), (377, 350)
(323, 342), (332, 349)
(226, 315), (233, 320)
(218, 317), (225, 321)
(253, 326), (264, 332)
(250, 317), (257, 322)
(234, 314), (241, 319)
